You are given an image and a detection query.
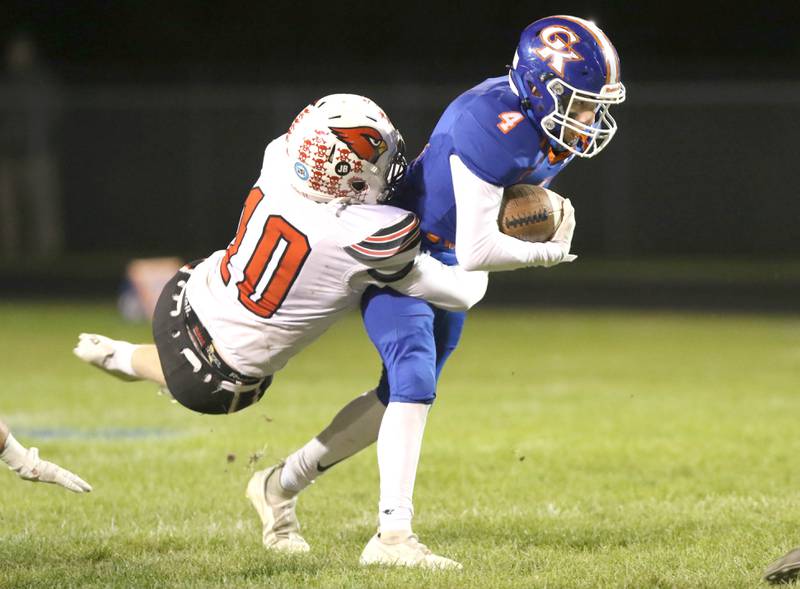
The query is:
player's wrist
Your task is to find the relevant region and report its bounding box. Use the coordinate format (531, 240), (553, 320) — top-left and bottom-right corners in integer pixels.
(0, 433), (29, 471)
(537, 241), (577, 268)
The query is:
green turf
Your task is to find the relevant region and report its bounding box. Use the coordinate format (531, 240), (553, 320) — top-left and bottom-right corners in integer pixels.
(1, 302), (799, 588)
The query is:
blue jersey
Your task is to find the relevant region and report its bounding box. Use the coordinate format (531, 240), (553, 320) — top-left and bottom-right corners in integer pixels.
(396, 76), (575, 248)
(365, 77), (578, 404)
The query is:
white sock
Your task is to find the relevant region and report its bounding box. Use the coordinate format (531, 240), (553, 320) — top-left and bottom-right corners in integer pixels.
(280, 389), (386, 494)
(0, 433), (28, 470)
(106, 340), (137, 377)
(377, 401), (430, 534)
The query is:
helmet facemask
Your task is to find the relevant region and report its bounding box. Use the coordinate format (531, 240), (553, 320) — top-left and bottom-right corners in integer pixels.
(539, 77), (625, 158)
(381, 135), (407, 203)
(509, 16), (627, 159)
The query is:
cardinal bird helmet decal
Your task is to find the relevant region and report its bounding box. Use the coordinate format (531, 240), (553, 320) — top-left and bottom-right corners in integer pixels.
(328, 126), (388, 164)
(285, 94), (407, 205)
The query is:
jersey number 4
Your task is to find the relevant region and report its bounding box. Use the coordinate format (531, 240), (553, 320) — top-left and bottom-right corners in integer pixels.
(220, 188), (311, 318)
(497, 111), (525, 134)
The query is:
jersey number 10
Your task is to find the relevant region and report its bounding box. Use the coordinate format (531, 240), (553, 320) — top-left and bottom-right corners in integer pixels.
(220, 188), (311, 318)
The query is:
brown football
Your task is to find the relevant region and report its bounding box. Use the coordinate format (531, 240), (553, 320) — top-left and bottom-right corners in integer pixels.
(497, 184), (564, 243)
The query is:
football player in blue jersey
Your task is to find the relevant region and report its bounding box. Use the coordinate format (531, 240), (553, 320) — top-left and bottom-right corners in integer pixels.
(265, 15), (625, 568)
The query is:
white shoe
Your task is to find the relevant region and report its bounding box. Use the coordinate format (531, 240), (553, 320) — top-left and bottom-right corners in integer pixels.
(359, 531), (462, 569)
(246, 463), (310, 553)
(73, 333), (138, 381)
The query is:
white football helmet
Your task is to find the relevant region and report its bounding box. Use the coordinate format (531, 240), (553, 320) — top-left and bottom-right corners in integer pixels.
(285, 94), (407, 204)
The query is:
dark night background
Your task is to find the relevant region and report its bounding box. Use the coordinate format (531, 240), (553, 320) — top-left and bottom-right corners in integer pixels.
(4, 2), (799, 82)
(1, 1), (799, 309)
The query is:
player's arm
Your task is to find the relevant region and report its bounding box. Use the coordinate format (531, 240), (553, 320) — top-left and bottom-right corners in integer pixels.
(372, 253), (488, 312)
(0, 418), (92, 493)
(346, 213), (487, 311)
(450, 156), (576, 272)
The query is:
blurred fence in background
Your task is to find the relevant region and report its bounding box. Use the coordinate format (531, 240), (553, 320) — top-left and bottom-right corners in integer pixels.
(1, 79), (799, 312)
(0, 79), (795, 258)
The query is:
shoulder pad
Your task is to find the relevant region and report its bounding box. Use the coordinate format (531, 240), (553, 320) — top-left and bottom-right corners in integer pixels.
(255, 135), (290, 191)
(344, 212), (420, 262)
(451, 89), (544, 186)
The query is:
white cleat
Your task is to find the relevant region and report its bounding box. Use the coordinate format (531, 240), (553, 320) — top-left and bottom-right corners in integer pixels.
(246, 463), (310, 553)
(359, 531), (462, 569)
(73, 333), (137, 381)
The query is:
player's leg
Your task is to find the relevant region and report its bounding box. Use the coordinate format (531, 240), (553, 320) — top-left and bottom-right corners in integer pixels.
(361, 304), (466, 569)
(271, 296), (444, 497)
(247, 388), (385, 553)
(252, 291), (466, 562)
(432, 305), (467, 382)
(73, 264), (198, 387)
(131, 344), (166, 385)
(357, 287), (461, 569)
(74, 334), (165, 385)
(279, 388), (386, 492)
(246, 306), (467, 498)
(364, 290), (436, 534)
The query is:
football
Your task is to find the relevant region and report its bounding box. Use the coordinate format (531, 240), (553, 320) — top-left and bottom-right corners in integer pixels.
(497, 184), (564, 243)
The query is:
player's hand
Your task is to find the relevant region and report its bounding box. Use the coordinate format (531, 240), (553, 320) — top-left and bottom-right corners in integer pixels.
(14, 446), (93, 493)
(550, 198), (577, 262)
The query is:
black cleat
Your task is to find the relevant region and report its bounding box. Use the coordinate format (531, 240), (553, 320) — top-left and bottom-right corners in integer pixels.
(764, 547), (800, 584)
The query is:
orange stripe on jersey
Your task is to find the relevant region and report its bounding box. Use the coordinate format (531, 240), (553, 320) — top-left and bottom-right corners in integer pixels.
(363, 217), (420, 243)
(349, 231), (419, 258)
(349, 243), (402, 257)
(344, 213), (421, 261)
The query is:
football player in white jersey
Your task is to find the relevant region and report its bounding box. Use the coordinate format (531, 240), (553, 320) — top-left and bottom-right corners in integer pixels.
(1, 417), (92, 492)
(74, 95), (486, 565)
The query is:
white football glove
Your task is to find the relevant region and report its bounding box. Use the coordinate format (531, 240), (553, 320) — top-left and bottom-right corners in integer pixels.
(548, 197), (577, 265)
(13, 446), (93, 493)
(2, 434), (92, 493)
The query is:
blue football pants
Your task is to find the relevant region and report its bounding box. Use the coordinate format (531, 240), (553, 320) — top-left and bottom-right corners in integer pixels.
(360, 285), (467, 405)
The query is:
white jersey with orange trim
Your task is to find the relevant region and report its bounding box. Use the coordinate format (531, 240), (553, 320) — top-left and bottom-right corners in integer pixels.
(184, 137), (487, 378)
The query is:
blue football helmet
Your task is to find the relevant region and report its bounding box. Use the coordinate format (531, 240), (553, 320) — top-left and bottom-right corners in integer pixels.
(509, 15), (626, 158)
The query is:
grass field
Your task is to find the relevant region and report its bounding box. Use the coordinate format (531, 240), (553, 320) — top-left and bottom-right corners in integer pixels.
(1, 302), (799, 588)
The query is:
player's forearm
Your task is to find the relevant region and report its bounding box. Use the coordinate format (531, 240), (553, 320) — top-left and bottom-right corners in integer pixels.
(388, 254), (488, 311)
(0, 418), (9, 448)
(450, 155), (569, 271)
(457, 232), (569, 271)
(0, 432), (28, 470)
(1, 432), (93, 492)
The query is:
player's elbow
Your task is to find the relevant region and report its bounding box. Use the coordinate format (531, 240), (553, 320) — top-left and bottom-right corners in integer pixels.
(452, 270), (489, 311)
(459, 259), (483, 272)
(467, 271), (489, 309)
(435, 297), (474, 313)
(455, 244), (485, 272)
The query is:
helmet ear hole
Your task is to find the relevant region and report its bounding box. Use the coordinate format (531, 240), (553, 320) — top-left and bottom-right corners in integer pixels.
(350, 180), (367, 192)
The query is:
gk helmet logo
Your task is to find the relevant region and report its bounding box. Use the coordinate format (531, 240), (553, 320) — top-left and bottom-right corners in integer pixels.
(535, 25), (583, 76)
(329, 127), (387, 164)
